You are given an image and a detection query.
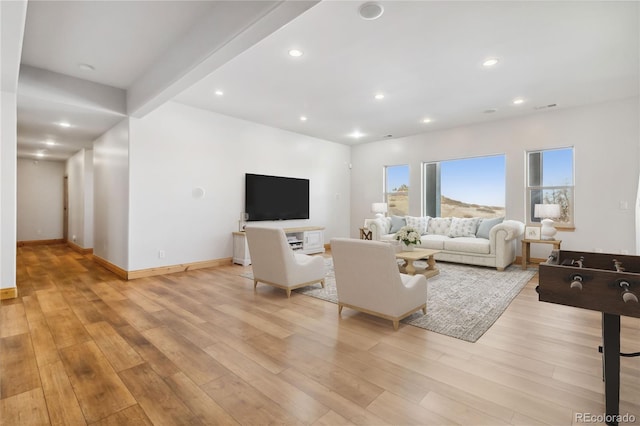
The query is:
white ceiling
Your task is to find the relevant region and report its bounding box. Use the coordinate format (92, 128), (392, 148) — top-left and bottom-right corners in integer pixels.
(14, 1), (640, 160)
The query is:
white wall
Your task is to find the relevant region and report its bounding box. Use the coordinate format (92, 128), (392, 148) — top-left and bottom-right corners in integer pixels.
(352, 97), (640, 257)
(65, 149), (95, 248)
(17, 158), (64, 241)
(84, 149), (94, 248)
(128, 101), (350, 271)
(1, 92), (17, 289)
(66, 150), (85, 245)
(93, 119), (129, 269)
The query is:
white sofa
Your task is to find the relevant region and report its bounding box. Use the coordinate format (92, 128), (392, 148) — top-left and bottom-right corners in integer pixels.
(367, 216), (524, 271)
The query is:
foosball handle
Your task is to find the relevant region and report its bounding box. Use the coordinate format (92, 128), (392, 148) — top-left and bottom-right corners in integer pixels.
(619, 281), (639, 303)
(570, 275), (583, 290)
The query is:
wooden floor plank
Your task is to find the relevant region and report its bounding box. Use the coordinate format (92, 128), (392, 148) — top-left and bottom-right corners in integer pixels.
(59, 341), (136, 423)
(39, 360), (87, 426)
(85, 321), (145, 372)
(0, 388), (50, 425)
(117, 363), (202, 426)
(163, 371), (240, 425)
(141, 326), (229, 386)
(0, 302), (29, 338)
(0, 333), (41, 398)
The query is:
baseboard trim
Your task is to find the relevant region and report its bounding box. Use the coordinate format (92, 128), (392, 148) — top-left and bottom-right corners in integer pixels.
(17, 239), (65, 247)
(515, 256), (545, 267)
(92, 255), (128, 280)
(127, 258), (233, 280)
(0, 287), (18, 300)
(67, 240), (93, 255)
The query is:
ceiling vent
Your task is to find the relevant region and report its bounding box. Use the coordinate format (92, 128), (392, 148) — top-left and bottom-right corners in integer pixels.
(359, 2), (384, 20)
(534, 103), (558, 110)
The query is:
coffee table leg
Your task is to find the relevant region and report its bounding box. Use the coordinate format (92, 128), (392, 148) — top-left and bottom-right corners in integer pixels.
(405, 260), (416, 275)
(427, 255), (436, 270)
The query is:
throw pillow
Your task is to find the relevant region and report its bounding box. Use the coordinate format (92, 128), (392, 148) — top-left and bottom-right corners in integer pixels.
(448, 217), (480, 238)
(475, 217), (504, 239)
(427, 217), (452, 235)
(389, 216), (406, 233)
(405, 216), (429, 235)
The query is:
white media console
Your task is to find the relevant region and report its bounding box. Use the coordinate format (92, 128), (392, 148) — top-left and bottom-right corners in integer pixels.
(232, 226), (325, 266)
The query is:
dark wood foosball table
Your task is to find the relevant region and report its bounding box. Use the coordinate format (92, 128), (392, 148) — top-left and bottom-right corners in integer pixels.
(538, 250), (639, 426)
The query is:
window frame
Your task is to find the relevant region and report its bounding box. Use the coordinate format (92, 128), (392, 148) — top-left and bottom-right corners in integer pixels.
(422, 154), (506, 219)
(525, 147), (575, 229)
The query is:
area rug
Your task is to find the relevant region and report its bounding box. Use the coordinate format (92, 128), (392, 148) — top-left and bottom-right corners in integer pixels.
(240, 259), (536, 342)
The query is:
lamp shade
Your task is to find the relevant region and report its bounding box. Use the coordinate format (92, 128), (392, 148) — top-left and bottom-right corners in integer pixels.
(371, 202), (388, 214)
(534, 203), (561, 219)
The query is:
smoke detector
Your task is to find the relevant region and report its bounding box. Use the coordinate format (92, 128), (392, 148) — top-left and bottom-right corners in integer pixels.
(359, 2), (384, 20)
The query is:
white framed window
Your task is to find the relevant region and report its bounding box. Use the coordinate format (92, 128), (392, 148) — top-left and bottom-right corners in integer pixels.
(384, 165), (409, 216)
(422, 155), (506, 219)
(526, 147), (574, 227)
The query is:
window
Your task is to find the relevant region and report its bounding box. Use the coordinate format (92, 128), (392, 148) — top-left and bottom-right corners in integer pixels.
(526, 147), (574, 227)
(384, 165), (409, 216)
(423, 155), (506, 219)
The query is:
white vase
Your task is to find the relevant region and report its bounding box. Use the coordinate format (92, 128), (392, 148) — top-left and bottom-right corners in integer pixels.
(402, 243), (414, 251)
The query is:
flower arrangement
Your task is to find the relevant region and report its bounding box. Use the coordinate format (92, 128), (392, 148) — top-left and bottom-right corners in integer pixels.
(395, 226), (421, 247)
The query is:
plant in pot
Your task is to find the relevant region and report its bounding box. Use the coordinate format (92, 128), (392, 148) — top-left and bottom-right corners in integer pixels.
(395, 226), (421, 251)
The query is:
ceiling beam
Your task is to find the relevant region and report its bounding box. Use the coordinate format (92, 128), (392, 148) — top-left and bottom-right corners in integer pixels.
(1, 0), (28, 93)
(127, 0), (319, 118)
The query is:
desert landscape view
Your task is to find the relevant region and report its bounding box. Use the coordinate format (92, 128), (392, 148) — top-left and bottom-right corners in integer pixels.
(387, 193), (505, 219)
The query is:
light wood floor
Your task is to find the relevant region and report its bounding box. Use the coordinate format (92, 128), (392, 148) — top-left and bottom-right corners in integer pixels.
(1, 244), (639, 425)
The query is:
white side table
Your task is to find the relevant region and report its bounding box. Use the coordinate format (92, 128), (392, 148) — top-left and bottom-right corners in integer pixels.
(232, 232), (251, 266)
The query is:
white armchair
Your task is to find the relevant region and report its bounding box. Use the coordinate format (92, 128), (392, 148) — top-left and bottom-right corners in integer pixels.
(245, 226), (325, 297)
(330, 238), (427, 330)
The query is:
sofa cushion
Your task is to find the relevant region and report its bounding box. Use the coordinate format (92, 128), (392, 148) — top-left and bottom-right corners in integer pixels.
(405, 216), (429, 235)
(476, 216), (504, 239)
(418, 234), (449, 250)
(389, 215), (406, 233)
(448, 217), (480, 238)
(444, 237), (491, 254)
(427, 217), (452, 235)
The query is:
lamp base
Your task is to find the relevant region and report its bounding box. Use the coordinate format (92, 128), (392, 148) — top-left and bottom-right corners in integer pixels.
(374, 213), (385, 219)
(540, 218), (557, 240)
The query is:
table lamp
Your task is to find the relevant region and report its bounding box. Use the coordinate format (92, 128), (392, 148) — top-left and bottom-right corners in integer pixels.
(534, 203), (561, 240)
(371, 202), (388, 219)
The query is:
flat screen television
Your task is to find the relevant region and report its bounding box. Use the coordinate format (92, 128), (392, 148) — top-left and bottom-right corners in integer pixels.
(245, 173), (309, 221)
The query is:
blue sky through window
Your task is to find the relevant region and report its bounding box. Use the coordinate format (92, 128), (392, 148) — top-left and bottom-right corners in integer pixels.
(386, 165), (409, 191)
(541, 148), (573, 186)
(440, 155), (505, 206)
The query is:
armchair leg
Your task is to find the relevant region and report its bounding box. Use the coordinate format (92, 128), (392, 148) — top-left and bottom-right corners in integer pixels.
(320, 279), (325, 288)
(253, 280), (259, 290)
(393, 320), (399, 330)
(422, 305), (427, 315)
(338, 304), (343, 315)
(286, 288), (292, 298)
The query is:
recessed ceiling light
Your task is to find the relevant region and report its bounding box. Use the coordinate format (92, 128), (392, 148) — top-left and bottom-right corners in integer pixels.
(482, 58), (499, 68)
(513, 98), (525, 105)
(374, 93), (385, 100)
(45, 140), (55, 146)
(58, 122), (71, 128)
(78, 63), (95, 72)
(422, 118), (432, 124)
(288, 49), (303, 57)
(300, 116), (307, 121)
(35, 152), (44, 158)
(359, 2), (384, 20)
(214, 90), (224, 96)
(349, 130), (365, 139)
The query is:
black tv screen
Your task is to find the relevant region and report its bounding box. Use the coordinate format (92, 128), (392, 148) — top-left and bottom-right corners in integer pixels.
(245, 173), (309, 221)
